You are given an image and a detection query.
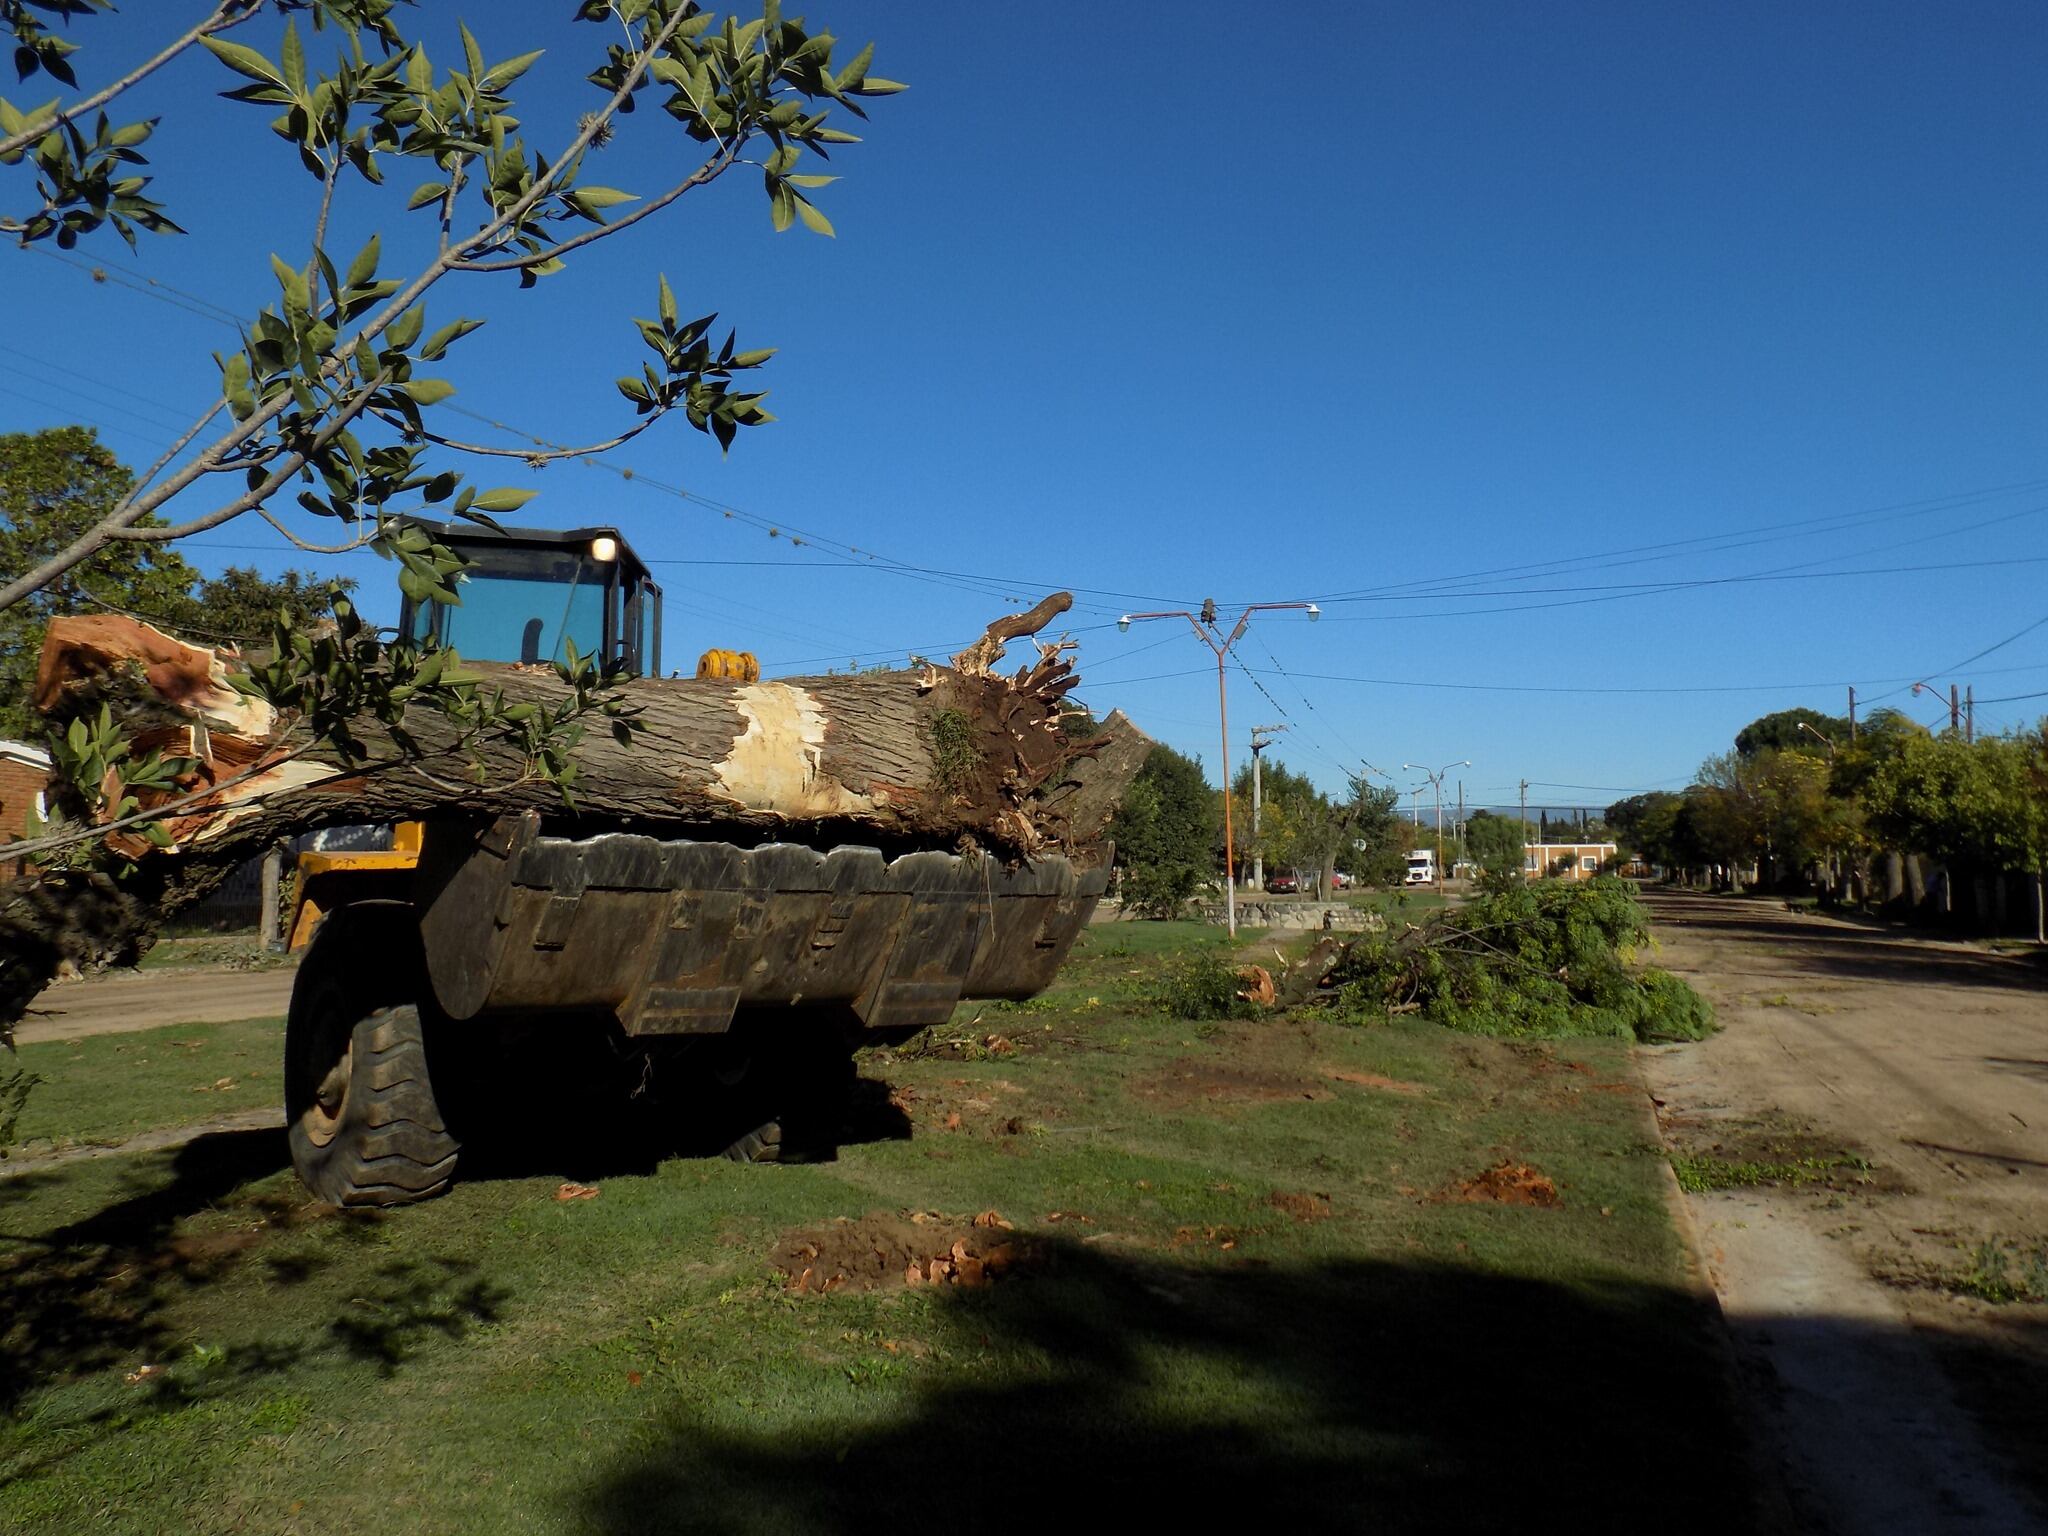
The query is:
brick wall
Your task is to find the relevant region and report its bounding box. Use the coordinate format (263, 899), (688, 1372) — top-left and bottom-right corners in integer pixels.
(0, 756), (49, 881)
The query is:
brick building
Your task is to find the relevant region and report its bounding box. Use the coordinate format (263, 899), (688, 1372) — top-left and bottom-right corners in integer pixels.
(0, 741), (52, 880)
(1523, 841), (1619, 881)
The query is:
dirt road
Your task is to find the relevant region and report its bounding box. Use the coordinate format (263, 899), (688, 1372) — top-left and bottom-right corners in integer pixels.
(1640, 889), (2048, 1535)
(15, 967), (297, 1044)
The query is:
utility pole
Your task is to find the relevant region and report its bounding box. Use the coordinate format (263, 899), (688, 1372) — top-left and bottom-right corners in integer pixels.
(1965, 686), (1974, 744)
(1249, 723), (1286, 892)
(1118, 600), (1321, 936)
(1951, 682), (1962, 737)
(1520, 778), (1530, 875)
(1404, 760), (1471, 897)
(1848, 686), (1858, 742)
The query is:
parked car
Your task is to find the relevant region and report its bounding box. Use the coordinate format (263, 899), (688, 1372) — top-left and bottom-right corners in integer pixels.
(1264, 872), (1298, 894)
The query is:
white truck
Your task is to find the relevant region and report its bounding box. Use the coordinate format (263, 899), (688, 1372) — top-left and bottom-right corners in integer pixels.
(1404, 849), (1436, 887)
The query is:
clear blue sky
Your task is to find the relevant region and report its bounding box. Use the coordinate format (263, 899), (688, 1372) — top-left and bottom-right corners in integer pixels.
(5, 0), (2046, 814)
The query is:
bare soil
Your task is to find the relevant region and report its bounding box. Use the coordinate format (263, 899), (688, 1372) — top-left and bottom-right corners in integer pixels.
(771, 1210), (1035, 1293)
(1639, 889), (2048, 1535)
(16, 967), (296, 1043)
(1440, 1161), (1561, 1208)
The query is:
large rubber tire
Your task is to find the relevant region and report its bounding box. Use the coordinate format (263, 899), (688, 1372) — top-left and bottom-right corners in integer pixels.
(689, 1027), (856, 1165)
(285, 901), (460, 1207)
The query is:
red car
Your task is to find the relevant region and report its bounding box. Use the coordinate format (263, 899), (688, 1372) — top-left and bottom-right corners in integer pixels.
(1264, 873), (1299, 894)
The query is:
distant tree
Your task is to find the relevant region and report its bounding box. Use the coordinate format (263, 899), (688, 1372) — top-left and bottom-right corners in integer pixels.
(1865, 733), (2048, 931)
(1735, 707), (1851, 759)
(1336, 774), (1405, 889)
(0, 427), (347, 740)
(1111, 744), (1217, 917)
(1463, 810), (1530, 876)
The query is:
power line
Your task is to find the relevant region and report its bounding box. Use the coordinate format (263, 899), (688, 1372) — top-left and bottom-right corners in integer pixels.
(1308, 476), (2048, 604)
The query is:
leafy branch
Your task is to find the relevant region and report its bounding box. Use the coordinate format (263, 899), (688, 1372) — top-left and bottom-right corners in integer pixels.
(0, 0), (899, 614)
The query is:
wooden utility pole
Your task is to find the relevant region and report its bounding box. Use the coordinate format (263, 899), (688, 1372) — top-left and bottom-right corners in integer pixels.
(1965, 686), (1974, 744)
(1116, 600), (1321, 935)
(1950, 683), (1962, 737)
(1848, 686), (1858, 742)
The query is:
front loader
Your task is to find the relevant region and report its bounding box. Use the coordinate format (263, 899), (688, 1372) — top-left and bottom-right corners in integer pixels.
(281, 519), (1111, 1205)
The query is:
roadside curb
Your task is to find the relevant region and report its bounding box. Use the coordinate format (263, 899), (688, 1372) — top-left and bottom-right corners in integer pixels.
(1629, 1051), (1801, 1536)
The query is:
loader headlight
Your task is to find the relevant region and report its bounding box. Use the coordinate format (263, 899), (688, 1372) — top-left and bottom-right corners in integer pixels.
(590, 535), (619, 562)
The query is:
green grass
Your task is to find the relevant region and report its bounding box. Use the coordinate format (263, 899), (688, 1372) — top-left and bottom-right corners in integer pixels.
(0, 929), (1750, 1533)
(1947, 1237), (2048, 1304)
(1670, 1150), (1871, 1193)
(137, 937), (295, 971)
(7, 1017), (283, 1156)
(1345, 888), (1451, 920)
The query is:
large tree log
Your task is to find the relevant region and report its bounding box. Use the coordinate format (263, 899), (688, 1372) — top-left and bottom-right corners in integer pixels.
(1, 597), (1151, 1031)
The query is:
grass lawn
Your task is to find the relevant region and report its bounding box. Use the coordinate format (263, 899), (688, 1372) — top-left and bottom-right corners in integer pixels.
(0, 922), (1750, 1533)
(8, 1017), (283, 1155)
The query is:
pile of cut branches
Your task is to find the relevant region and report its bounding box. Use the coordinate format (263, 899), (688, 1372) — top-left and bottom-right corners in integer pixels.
(1299, 877), (1714, 1043)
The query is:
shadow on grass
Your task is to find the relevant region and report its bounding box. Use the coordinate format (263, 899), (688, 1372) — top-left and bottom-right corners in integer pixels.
(0, 1127), (501, 1422)
(0, 1128), (293, 1412)
(573, 1241), (1768, 1534)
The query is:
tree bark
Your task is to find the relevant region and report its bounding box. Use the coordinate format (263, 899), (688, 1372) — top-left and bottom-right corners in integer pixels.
(1, 603), (1151, 1031)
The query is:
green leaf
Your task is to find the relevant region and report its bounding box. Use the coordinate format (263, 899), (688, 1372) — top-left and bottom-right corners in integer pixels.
(419, 317), (485, 362)
(402, 378), (457, 405)
(483, 50), (543, 88)
(200, 37), (284, 86)
(656, 273), (677, 328)
(386, 304), (425, 350)
(769, 182), (794, 232)
(572, 185), (638, 210)
(469, 487), (538, 513)
(731, 348), (776, 367)
(406, 180), (447, 210)
(785, 174), (837, 189)
(280, 18), (306, 96)
(219, 352), (254, 419)
(459, 21), (484, 80)
(794, 197), (834, 237)
(344, 233), (380, 289)
(269, 252), (311, 314)
(853, 77), (908, 96)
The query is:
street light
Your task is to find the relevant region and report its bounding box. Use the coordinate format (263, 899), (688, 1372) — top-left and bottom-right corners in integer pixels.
(1118, 600), (1320, 934)
(1249, 723), (1287, 894)
(1795, 720), (1836, 759)
(1402, 759), (1471, 896)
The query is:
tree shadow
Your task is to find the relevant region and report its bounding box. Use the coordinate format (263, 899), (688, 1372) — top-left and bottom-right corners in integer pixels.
(0, 1128), (294, 1412)
(572, 1242), (1773, 1535)
(1642, 892), (2046, 994)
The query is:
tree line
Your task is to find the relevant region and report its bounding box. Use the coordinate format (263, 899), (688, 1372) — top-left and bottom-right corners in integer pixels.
(1606, 706), (2048, 938)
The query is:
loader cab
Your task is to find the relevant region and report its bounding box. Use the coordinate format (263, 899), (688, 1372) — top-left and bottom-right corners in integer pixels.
(395, 518), (662, 677)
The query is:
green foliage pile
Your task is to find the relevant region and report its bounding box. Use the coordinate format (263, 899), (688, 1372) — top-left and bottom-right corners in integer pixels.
(1156, 951), (1261, 1022)
(1325, 876), (1715, 1043)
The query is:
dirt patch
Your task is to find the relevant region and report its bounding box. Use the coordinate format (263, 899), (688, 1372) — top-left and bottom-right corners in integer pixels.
(1267, 1190), (1333, 1222)
(1319, 1066), (1426, 1096)
(1137, 1059), (1334, 1110)
(772, 1209), (1037, 1294)
(1439, 1161), (1561, 1208)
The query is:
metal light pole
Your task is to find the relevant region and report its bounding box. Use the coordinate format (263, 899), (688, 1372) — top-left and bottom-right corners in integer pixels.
(1249, 723), (1287, 892)
(1796, 720), (1836, 759)
(1403, 760), (1471, 896)
(1118, 601), (1321, 935)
